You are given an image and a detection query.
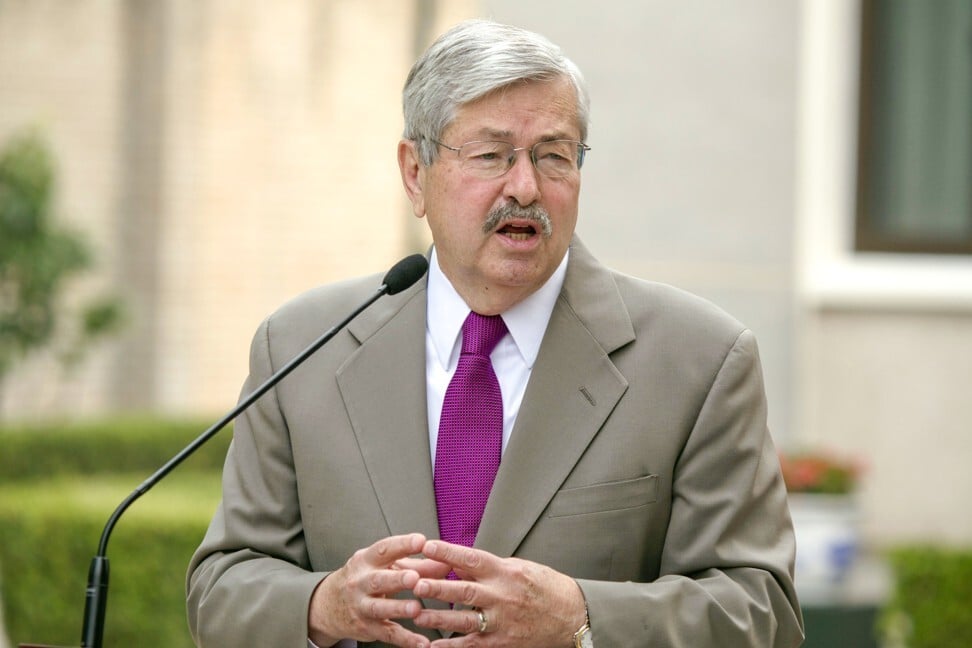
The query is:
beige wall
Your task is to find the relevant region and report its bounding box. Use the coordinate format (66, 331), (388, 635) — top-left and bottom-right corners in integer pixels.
(144, 0), (417, 412)
(800, 309), (972, 543)
(0, 0), (471, 417)
(0, 0), (124, 417)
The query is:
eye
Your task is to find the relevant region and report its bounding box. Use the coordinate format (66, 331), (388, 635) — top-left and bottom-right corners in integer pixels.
(536, 142), (576, 164)
(462, 142), (511, 165)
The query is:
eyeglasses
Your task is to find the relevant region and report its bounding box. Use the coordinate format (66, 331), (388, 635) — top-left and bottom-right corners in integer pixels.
(432, 139), (591, 179)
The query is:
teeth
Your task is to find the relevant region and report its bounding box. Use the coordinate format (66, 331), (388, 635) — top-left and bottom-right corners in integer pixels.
(502, 232), (532, 241)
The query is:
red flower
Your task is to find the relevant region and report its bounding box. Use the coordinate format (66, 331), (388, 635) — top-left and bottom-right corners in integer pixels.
(780, 450), (862, 494)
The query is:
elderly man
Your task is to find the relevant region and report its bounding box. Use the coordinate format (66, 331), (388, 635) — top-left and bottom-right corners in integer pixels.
(187, 19), (804, 648)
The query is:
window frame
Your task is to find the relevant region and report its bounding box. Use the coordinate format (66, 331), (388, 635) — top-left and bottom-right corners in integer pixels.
(796, 0), (972, 311)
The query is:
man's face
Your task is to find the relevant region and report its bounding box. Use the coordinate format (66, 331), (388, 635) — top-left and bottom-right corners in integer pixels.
(400, 76), (583, 313)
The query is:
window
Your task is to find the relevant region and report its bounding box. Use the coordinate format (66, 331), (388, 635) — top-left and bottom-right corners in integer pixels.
(856, 0), (972, 254)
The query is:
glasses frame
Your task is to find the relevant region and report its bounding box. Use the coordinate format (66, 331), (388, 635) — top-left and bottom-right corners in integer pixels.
(431, 138), (591, 179)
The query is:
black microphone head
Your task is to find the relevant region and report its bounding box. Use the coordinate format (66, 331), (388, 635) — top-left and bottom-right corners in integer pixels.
(382, 253), (429, 295)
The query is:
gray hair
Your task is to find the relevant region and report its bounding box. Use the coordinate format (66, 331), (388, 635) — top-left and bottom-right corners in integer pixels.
(402, 19), (590, 165)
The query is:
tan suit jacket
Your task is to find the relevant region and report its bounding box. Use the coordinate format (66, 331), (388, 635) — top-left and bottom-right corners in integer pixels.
(187, 238), (804, 647)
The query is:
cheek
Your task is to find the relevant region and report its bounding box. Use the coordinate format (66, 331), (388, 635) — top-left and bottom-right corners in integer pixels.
(430, 182), (500, 227)
(546, 185), (580, 228)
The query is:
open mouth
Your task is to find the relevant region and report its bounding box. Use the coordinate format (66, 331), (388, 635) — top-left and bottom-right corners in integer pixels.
(483, 203), (553, 239)
(498, 223), (538, 240)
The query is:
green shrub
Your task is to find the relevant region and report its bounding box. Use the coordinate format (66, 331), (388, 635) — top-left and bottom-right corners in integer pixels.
(0, 417), (232, 647)
(0, 416), (231, 481)
(0, 472), (221, 647)
(0, 128), (124, 382)
(880, 546), (972, 648)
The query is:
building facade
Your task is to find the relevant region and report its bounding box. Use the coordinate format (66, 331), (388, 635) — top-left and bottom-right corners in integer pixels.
(1, 0), (970, 544)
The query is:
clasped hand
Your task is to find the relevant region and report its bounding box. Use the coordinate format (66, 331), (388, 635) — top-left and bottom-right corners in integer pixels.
(307, 533), (586, 648)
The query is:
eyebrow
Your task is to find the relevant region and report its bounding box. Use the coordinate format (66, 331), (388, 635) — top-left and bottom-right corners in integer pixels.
(467, 127), (578, 143)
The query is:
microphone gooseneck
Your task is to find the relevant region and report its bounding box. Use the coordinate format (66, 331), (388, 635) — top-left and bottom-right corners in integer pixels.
(80, 254), (428, 648)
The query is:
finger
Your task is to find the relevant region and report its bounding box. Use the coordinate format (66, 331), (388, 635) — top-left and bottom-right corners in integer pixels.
(421, 540), (491, 578)
(395, 557), (454, 579)
(368, 620), (433, 648)
(361, 595), (423, 622)
(413, 576), (481, 608)
(359, 566), (421, 599)
(414, 607), (487, 636)
(364, 533), (427, 567)
(429, 639), (472, 648)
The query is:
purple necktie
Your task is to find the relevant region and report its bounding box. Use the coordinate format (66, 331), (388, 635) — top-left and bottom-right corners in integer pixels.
(434, 311), (508, 555)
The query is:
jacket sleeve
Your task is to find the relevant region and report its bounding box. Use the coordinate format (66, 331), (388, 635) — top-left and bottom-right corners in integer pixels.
(577, 330), (805, 647)
(186, 316), (327, 647)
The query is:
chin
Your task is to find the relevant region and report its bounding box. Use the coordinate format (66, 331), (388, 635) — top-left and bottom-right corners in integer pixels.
(488, 262), (548, 290)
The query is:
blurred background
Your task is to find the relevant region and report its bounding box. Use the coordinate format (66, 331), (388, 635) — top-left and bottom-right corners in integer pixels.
(1, 1), (970, 646)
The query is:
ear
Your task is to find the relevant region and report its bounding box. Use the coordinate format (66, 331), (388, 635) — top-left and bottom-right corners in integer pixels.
(398, 139), (426, 218)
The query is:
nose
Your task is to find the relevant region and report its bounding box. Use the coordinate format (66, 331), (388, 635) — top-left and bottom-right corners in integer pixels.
(503, 148), (542, 207)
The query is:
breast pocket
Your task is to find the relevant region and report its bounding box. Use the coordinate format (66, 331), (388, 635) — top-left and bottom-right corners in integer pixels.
(521, 474), (661, 581)
(546, 474), (658, 518)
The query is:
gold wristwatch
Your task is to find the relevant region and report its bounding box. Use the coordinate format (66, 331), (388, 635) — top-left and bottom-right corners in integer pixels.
(573, 619), (593, 648)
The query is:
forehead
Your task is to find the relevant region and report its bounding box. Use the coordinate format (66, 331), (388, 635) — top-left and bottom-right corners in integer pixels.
(444, 77), (581, 142)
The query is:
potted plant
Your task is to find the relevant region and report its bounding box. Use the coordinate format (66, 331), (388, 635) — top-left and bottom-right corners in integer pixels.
(780, 449), (864, 602)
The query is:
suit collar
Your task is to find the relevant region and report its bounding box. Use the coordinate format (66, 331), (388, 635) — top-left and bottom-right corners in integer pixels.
(559, 237), (637, 355)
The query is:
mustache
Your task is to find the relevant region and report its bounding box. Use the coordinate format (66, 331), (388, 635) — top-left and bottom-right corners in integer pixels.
(482, 203), (553, 238)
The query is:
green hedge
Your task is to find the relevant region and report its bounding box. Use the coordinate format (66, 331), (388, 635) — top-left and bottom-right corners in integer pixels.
(880, 546), (972, 648)
(0, 473), (222, 647)
(0, 418), (230, 647)
(0, 416), (231, 481)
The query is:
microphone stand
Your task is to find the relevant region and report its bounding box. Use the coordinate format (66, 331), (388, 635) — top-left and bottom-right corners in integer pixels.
(81, 280), (398, 647)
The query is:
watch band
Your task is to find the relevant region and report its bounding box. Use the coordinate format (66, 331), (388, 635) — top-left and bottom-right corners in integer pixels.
(573, 582), (593, 648)
(573, 621), (593, 648)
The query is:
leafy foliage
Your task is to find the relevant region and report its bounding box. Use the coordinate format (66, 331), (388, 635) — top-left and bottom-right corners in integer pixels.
(0, 129), (122, 381)
(879, 546), (972, 648)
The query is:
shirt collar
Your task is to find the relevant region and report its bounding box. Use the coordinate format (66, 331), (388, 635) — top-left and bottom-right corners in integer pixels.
(427, 247), (569, 370)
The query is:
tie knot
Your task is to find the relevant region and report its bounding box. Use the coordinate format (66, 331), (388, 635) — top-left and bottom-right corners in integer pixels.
(461, 312), (507, 357)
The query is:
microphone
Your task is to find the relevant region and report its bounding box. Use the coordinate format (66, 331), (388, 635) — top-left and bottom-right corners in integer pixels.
(80, 254), (428, 648)
(382, 252), (429, 295)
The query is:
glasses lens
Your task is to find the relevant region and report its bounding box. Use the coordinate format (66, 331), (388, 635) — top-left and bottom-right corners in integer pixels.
(533, 140), (583, 178)
(452, 140), (587, 178)
(459, 141), (514, 177)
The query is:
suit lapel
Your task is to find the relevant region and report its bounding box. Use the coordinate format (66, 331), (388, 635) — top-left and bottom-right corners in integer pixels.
(336, 279), (455, 624)
(475, 240), (635, 558)
(335, 282), (441, 542)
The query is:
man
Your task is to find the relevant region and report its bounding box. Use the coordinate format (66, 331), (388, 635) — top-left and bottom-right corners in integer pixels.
(187, 19), (804, 648)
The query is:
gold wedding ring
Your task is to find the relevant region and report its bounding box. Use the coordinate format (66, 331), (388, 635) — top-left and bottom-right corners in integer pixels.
(476, 609), (489, 633)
